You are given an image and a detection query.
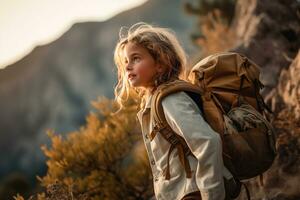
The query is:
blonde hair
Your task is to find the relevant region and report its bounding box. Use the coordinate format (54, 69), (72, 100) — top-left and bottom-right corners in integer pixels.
(113, 22), (188, 114)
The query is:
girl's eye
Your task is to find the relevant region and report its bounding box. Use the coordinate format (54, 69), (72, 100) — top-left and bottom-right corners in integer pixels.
(133, 57), (140, 63)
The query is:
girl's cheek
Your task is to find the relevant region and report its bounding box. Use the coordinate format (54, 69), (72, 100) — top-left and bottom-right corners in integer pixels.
(136, 65), (147, 75)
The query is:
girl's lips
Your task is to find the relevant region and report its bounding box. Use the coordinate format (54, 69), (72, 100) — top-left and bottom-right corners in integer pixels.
(128, 74), (136, 79)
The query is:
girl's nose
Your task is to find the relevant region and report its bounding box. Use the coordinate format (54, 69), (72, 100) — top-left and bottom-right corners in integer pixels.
(125, 62), (132, 71)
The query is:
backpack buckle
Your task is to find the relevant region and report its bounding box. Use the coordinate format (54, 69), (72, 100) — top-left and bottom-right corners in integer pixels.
(197, 71), (204, 80)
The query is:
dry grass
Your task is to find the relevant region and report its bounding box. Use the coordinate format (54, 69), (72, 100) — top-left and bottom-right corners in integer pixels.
(194, 9), (238, 56)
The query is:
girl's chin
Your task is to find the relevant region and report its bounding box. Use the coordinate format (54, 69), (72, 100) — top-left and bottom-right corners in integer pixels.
(129, 80), (139, 87)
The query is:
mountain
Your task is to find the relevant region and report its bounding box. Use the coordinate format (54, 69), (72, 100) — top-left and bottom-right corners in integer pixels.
(0, 0), (198, 180)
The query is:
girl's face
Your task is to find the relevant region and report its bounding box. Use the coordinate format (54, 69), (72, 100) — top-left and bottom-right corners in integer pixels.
(123, 42), (163, 91)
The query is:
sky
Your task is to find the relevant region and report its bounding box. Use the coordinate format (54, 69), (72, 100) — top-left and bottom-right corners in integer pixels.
(0, 0), (147, 69)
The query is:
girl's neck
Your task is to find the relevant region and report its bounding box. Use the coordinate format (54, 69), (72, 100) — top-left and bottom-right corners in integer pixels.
(145, 88), (154, 99)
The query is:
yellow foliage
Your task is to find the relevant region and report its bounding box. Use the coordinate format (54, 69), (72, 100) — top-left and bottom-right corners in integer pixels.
(21, 95), (152, 200)
(13, 194), (24, 200)
(195, 9), (238, 56)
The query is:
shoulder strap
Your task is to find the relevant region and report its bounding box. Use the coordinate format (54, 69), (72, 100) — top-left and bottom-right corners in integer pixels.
(150, 79), (203, 129)
(149, 79), (203, 180)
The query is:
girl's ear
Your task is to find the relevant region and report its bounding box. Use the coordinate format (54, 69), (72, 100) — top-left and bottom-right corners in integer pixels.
(156, 63), (165, 73)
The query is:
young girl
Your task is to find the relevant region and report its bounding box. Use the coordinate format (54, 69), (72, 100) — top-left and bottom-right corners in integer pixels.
(113, 22), (234, 200)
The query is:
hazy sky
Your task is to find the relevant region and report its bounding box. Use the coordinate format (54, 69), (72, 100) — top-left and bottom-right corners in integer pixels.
(0, 0), (147, 69)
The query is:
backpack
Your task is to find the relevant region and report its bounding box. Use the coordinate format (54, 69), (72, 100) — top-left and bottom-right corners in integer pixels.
(149, 52), (277, 199)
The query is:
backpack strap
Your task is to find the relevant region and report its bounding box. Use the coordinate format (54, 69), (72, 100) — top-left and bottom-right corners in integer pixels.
(151, 79), (203, 129)
(149, 79), (203, 180)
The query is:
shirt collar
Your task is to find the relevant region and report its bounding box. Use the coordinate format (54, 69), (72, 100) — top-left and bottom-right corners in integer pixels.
(136, 93), (152, 118)
(145, 94), (153, 108)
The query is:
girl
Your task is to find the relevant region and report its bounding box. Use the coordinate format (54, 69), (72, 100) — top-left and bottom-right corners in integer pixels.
(113, 22), (235, 200)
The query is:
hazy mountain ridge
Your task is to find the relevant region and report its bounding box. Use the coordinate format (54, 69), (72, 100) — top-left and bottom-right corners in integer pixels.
(0, 0), (198, 179)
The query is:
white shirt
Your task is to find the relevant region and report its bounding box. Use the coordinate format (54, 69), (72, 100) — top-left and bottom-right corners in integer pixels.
(136, 91), (233, 200)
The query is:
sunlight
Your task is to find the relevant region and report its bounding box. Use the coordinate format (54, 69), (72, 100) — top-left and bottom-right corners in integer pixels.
(0, 0), (147, 69)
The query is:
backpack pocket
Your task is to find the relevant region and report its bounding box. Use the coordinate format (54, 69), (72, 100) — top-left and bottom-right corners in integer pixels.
(222, 101), (277, 179)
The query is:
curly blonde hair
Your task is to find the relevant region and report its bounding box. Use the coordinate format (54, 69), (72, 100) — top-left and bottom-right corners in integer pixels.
(113, 22), (188, 114)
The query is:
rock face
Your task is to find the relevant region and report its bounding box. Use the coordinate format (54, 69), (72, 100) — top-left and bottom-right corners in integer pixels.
(269, 51), (300, 199)
(0, 0), (198, 180)
(230, 0), (300, 199)
(232, 0), (300, 96)
(276, 51), (300, 118)
(244, 52), (300, 200)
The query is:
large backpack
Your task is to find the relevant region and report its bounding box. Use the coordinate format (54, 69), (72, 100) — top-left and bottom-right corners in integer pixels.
(149, 52), (277, 199)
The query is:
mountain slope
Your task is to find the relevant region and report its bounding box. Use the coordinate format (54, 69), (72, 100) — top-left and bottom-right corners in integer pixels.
(0, 0), (198, 179)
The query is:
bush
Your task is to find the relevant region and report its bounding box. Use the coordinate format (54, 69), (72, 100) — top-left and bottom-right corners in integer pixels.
(15, 95), (153, 200)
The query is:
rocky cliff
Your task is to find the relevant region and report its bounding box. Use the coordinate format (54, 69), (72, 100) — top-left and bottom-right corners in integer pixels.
(232, 0), (299, 96)
(230, 0), (300, 199)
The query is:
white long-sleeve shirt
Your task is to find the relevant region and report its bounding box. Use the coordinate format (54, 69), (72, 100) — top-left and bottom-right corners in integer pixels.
(136, 90), (233, 200)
